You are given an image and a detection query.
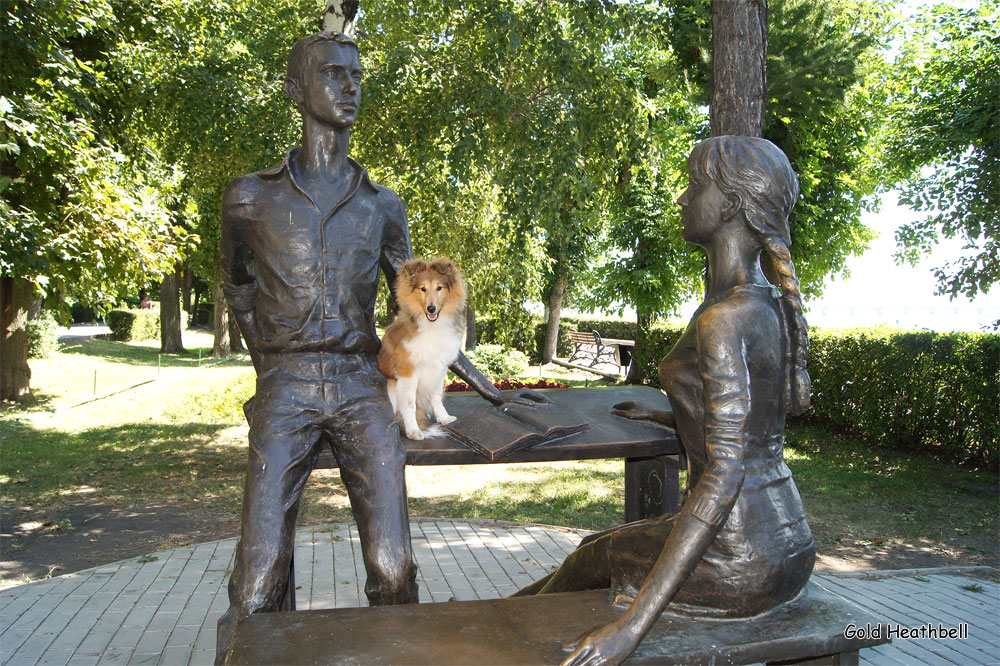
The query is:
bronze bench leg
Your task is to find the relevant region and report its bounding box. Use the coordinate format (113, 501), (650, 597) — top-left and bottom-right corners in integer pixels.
(625, 455), (681, 522)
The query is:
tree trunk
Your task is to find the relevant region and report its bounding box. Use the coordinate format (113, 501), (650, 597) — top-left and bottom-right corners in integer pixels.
(625, 234), (654, 385)
(709, 0), (768, 290)
(213, 279), (231, 358)
(228, 309), (244, 352)
(711, 0), (767, 137)
(160, 264), (186, 353)
(542, 261), (569, 364)
(1, 277), (35, 401)
(182, 266), (193, 314)
(465, 306), (477, 351)
(626, 308), (654, 385)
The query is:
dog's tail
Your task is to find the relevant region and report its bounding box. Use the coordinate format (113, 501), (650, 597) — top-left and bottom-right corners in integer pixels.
(416, 408), (447, 439)
(422, 423), (446, 438)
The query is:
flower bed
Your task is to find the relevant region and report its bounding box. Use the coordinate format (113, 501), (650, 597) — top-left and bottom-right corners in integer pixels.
(444, 378), (569, 392)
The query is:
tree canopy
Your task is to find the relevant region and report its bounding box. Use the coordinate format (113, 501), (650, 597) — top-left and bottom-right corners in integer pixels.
(5, 0), (992, 398)
(1, 0), (186, 310)
(881, 1), (999, 299)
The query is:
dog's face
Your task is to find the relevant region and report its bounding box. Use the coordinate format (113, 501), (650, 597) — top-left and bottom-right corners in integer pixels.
(397, 257), (466, 323)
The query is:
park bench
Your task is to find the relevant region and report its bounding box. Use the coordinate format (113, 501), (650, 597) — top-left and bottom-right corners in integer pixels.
(227, 580), (888, 665)
(568, 330), (620, 368)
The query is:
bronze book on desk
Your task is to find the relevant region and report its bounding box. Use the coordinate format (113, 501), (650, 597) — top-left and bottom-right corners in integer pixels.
(444, 403), (589, 462)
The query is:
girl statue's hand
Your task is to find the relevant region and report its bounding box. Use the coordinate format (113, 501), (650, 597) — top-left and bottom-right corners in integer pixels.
(560, 617), (643, 666)
(611, 400), (654, 421)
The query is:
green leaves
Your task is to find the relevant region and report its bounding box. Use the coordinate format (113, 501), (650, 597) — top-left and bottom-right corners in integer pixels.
(1, 0), (184, 310)
(879, 0), (1000, 299)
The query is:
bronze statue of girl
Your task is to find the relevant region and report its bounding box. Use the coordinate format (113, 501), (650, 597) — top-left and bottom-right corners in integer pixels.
(516, 135), (816, 666)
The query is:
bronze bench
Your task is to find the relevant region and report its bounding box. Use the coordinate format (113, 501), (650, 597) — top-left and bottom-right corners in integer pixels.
(275, 386), (682, 612)
(227, 581), (889, 665)
(314, 386), (683, 523)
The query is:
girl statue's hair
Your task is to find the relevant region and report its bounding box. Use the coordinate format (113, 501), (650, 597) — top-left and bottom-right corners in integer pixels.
(689, 135), (811, 414)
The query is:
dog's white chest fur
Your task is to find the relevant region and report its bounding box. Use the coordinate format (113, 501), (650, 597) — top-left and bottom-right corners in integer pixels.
(403, 319), (464, 383)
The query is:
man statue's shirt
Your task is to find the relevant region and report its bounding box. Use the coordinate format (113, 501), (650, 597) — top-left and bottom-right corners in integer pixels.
(221, 148), (411, 355)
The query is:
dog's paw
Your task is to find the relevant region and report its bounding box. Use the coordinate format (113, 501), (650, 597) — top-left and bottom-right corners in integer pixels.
(405, 427), (425, 440)
(438, 415), (456, 425)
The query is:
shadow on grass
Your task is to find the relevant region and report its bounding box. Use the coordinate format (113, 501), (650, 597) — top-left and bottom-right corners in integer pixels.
(0, 390), (58, 414)
(1, 419), (245, 509)
(785, 422), (999, 556)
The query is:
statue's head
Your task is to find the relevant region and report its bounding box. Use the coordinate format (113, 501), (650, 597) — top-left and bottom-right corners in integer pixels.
(688, 135), (811, 415)
(687, 135), (799, 248)
(285, 32), (362, 129)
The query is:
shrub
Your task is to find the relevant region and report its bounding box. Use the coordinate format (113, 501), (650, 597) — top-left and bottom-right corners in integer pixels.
(70, 301), (96, 324)
(627, 322), (687, 385)
(633, 323), (998, 467)
(27, 311), (60, 358)
(107, 308), (160, 342)
(807, 327), (998, 468)
(464, 344), (530, 381)
(195, 302), (214, 327)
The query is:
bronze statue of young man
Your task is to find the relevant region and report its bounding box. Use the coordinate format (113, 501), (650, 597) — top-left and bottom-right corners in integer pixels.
(215, 31), (543, 663)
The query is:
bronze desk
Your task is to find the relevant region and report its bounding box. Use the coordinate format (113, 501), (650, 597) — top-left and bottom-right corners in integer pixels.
(315, 385), (683, 522)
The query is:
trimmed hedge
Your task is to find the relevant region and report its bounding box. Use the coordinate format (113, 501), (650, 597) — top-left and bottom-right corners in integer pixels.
(808, 327), (998, 468)
(499, 316), (999, 468)
(107, 308), (160, 342)
(70, 302), (96, 323)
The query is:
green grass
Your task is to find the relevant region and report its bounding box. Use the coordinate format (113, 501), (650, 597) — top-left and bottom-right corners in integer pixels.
(783, 422), (998, 555)
(2, 334), (997, 571)
(407, 459), (635, 532)
(14, 330), (252, 412)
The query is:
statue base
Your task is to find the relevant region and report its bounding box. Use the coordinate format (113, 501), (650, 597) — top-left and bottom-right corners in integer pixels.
(225, 580), (887, 664)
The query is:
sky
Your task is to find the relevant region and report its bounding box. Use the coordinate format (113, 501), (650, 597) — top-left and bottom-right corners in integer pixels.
(650, 191), (999, 333)
(799, 192), (999, 332)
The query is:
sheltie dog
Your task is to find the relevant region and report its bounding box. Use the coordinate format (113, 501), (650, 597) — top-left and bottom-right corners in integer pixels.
(378, 257), (467, 440)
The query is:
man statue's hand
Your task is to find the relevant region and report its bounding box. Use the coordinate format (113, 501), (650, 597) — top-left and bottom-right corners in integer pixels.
(502, 388), (553, 406)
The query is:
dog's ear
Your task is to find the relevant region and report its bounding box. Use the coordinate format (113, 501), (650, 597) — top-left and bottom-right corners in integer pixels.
(429, 257), (454, 281)
(404, 259), (425, 280)
(397, 259), (425, 291)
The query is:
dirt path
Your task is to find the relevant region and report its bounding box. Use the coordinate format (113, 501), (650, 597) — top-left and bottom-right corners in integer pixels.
(4, 488), (995, 589)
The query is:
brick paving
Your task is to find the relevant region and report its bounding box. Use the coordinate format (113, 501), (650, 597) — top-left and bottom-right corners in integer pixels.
(1, 519), (997, 665)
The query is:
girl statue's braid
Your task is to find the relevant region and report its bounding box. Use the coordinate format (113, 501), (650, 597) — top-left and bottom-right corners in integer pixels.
(763, 237), (811, 414)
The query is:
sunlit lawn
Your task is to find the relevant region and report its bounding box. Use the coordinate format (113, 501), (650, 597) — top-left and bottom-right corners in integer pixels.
(2, 330), (996, 569)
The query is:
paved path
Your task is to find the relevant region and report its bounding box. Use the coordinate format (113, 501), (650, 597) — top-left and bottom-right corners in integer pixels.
(1, 519), (997, 665)
(56, 324), (113, 343)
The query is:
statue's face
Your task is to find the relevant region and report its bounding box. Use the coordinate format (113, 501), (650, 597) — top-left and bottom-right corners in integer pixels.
(295, 41), (362, 129)
(677, 167), (730, 246)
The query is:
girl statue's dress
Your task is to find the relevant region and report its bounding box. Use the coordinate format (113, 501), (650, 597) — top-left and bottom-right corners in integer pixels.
(607, 280), (814, 618)
(516, 136), (816, 666)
